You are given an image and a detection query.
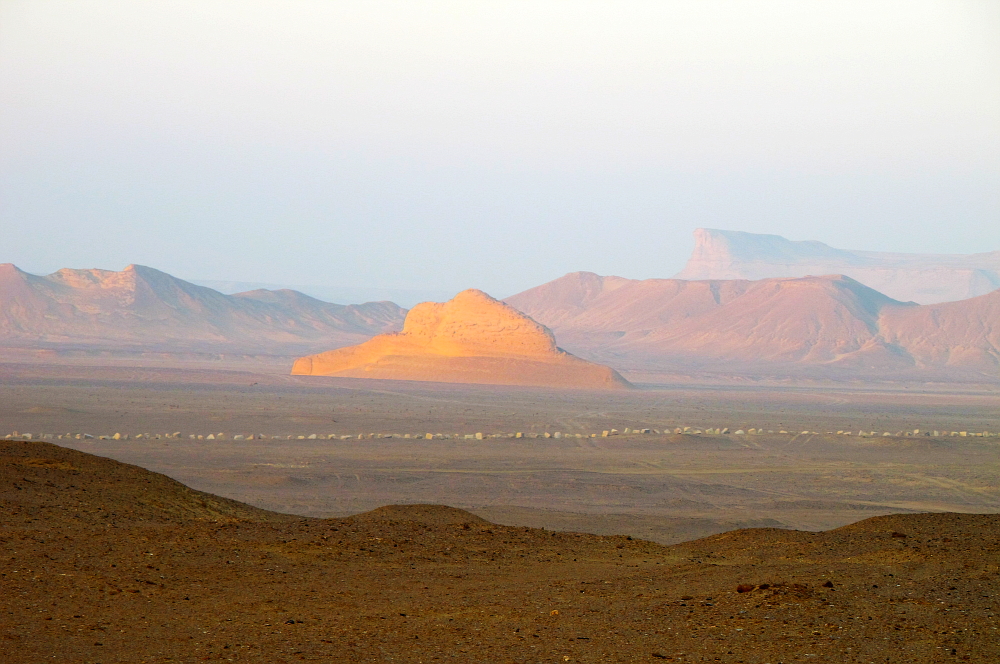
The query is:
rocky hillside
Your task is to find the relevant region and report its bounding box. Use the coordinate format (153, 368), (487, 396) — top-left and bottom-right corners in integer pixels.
(4, 439), (999, 662)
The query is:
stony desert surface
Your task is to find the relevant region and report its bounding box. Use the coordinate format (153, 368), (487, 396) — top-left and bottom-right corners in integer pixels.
(3, 438), (1000, 663)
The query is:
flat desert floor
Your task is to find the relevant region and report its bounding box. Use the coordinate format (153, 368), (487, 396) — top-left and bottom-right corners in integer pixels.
(2, 360), (999, 543)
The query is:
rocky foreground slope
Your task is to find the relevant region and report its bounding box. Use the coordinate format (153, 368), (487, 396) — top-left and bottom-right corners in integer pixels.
(0, 263), (406, 355)
(293, 289), (630, 389)
(507, 271), (1000, 380)
(675, 228), (1000, 304)
(3, 439), (999, 662)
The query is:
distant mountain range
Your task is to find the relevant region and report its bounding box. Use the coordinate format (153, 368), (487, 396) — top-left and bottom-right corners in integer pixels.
(2, 253), (997, 382)
(191, 279), (454, 310)
(675, 228), (1000, 304)
(506, 271), (1000, 380)
(0, 263), (405, 355)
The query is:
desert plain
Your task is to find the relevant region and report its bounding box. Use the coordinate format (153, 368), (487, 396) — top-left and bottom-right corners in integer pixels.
(3, 358), (1000, 662)
(3, 358), (1000, 535)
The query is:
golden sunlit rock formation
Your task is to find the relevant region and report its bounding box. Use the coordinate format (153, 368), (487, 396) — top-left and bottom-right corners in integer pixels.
(291, 289), (630, 389)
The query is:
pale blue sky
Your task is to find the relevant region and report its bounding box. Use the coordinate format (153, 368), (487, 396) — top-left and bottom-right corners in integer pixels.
(1, 1), (998, 300)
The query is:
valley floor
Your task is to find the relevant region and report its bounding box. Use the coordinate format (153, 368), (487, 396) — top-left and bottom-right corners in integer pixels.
(1, 361), (998, 539)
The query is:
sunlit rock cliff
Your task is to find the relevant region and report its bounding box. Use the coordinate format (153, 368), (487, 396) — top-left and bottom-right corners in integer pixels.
(291, 289), (630, 389)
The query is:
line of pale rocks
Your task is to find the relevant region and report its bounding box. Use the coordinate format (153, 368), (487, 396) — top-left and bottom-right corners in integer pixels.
(5, 427), (997, 442)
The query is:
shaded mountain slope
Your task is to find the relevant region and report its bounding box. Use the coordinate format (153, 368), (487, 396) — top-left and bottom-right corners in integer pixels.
(1, 439), (290, 525)
(503, 271), (755, 348)
(879, 288), (1000, 369)
(507, 271), (1000, 378)
(630, 274), (904, 363)
(0, 263), (406, 354)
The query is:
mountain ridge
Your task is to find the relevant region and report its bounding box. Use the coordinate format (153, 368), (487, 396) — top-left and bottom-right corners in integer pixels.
(506, 271), (999, 380)
(0, 263), (406, 354)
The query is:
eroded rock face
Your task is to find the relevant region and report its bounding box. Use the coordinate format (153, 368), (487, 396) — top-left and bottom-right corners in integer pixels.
(291, 289), (630, 389)
(398, 289), (559, 358)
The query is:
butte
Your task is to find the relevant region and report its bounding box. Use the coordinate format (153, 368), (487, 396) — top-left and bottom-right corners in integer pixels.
(291, 289), (630, 390)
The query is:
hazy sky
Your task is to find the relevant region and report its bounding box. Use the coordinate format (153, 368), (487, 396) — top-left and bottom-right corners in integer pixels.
(2, 0), (998, 299)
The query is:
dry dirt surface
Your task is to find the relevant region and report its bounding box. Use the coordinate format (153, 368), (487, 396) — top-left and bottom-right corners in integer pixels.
(3, 440), (999, 663)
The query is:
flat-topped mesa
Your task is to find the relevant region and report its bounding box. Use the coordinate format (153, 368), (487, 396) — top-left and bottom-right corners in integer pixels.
(674, 228), (1000, 304)
(291, 289), (631, 389)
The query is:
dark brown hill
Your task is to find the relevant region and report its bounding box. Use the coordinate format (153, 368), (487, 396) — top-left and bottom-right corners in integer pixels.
(3, 440), (999, 662)
(1, 438), (289, 526)
(0, 263), (406, 354)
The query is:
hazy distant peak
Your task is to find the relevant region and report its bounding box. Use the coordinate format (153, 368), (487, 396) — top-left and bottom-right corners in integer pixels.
(0, 263), (29, 279)
(691, 228), (861, 263)
(764, 272), (903, 296)
(191, 278), (454, 309)
(232, 288), (330, 305)
(41, 263), (195, 293)
(676, 229), (1000, 304)
(0, 262), (407, 354)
